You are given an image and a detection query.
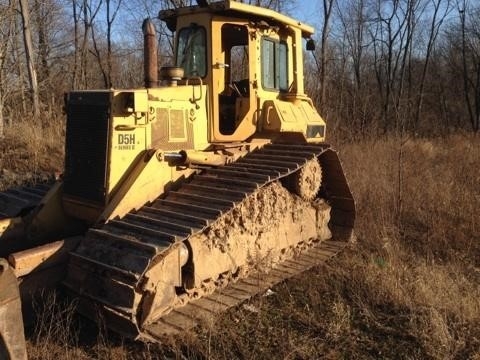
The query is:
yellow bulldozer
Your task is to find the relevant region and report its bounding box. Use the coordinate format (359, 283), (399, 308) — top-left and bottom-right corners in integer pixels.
(0, 1), (355, 358)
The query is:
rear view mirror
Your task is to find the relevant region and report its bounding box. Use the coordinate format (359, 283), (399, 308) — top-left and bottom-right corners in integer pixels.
(306, 39), (315, 51)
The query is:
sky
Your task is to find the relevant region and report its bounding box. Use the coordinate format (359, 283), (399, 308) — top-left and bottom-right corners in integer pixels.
(290, 0), (321, 30)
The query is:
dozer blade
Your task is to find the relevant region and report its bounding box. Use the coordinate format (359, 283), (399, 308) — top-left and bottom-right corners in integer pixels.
(0, 259), (27, 360)
(64, 143), (355, 340)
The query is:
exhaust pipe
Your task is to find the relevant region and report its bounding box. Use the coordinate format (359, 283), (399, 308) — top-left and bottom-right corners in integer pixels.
(143, 18), (158, 88)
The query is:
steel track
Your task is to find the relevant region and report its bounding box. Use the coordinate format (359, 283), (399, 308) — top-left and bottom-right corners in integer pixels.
(63, 142), (355, 340)
(145, 238), (348, 340)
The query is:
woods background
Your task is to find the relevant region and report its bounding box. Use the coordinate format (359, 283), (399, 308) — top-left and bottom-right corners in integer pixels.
(0, 0), (479, 139)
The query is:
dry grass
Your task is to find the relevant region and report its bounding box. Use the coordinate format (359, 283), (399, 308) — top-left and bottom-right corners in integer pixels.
(0, 117), (64, 190)
(334, 133), (480, 359)
(2, 124), (479, 359)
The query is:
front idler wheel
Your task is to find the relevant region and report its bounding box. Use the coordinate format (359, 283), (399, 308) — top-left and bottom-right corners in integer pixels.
(292, 158), (322, 201)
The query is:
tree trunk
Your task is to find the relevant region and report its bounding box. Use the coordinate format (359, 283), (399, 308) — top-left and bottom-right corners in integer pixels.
(19, 0), (40, 119)
(0, 87), (4, 139)
(80, 0), (90, 88)
(13, 25), (27, 114)
(319, 0), (335, 108)
(415, 0), (449, 127)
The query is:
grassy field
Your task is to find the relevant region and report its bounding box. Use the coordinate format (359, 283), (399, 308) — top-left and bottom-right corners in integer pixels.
(1, 121), (479, 359)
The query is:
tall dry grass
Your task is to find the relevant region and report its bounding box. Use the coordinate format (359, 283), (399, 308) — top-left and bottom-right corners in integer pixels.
(2, 124), (478, 359)
(0, 116), (64, 190)
(328, 133), (480, 359)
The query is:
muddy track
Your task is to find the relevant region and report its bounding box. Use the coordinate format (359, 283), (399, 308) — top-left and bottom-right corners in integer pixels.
(64, 143), (355, 340)
(145, 238), (348, 339)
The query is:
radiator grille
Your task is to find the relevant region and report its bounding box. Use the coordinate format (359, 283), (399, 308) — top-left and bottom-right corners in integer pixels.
(152, 108), (194, 150)
(169, 109), (186, 140)
(63, 92), (110, 205)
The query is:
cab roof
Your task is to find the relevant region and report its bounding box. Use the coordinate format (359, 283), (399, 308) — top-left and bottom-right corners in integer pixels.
(159, 0), (314, 38)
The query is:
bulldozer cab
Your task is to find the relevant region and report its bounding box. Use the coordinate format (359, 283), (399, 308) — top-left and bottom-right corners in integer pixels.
(161, 0), (327, 144)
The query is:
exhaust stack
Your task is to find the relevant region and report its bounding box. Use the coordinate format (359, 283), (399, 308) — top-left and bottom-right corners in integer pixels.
(143, 19), (158, 88)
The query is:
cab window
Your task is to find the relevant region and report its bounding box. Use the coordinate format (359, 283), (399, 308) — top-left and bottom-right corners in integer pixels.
(261, 38), (288, 91)
(176, 25), (207, 77)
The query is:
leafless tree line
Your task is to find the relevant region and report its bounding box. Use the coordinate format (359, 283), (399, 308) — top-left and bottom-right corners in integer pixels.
(307, 0), (480, 135)
(0, 0), (479, 138)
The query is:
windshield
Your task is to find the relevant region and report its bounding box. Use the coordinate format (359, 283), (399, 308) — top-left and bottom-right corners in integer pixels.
(176, 25), (207, 78)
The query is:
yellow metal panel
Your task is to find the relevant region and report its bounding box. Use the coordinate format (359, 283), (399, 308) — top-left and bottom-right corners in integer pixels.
(134, 90), (149, 113)
(263, 100), (307, 132)
(108, 112), (147, 198)
(160, 1), (315, 37)
(300, 101), (325, 124)
(101, 150), (195, 221)
(223, 0), (314, 36)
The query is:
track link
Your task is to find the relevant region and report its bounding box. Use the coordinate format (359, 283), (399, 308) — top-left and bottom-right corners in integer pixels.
(64, 143), (355, 339)
(147, 239), (346, 338)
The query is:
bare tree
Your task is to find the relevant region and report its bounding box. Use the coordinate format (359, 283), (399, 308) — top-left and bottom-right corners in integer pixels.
(80, 0), (102, 89)
(335, 0), (373, 132)
(71, 0), (81, 89)
(414, 0), (451, 126)
(370, 0), (418, 132)
(319, 0), (335, 108)
(0, 0), (476, 136)
(0, 2), (16, 137)
(336, 0), (369, 92)
(458, 0), (480, 132)
(106, 0), (122, 87)
(19, 0), (40, 118)
(91, 0), (122, 88)
(33, 0), (49, 84)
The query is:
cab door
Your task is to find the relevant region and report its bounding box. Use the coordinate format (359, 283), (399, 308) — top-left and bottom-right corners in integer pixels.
(210, 20), (258, 142)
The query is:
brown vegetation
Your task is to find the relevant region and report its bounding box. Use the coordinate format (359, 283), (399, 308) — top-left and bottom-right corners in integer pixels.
(0, 118), (63, 190)
(3, 125), (475, 359)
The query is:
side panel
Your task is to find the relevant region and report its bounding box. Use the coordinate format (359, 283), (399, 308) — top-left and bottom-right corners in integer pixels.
(108, 91), (148, 200)
(148, 85), (209, 151)
(261, 99), (326, 142)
